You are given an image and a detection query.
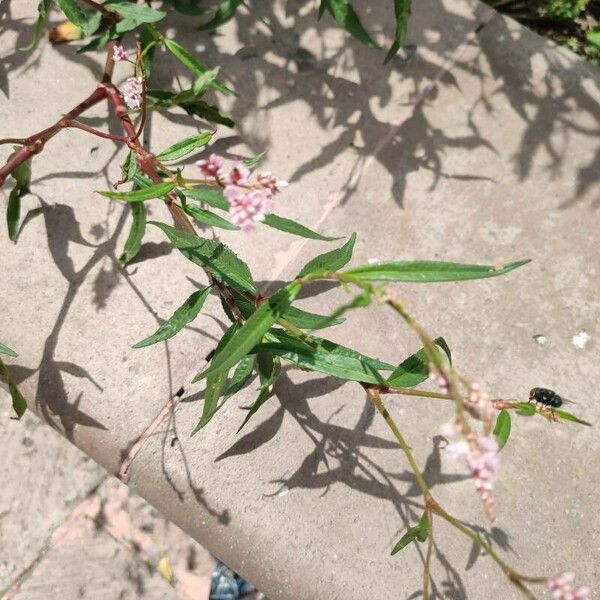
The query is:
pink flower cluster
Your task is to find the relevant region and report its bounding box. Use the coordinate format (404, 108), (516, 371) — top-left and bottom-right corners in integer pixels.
(112, 44), (129, 62)
(195, 154), (288, 231)
(547, 573), (590, 600)
(120, 77), (144, 109)
(442, 424), (500, 520)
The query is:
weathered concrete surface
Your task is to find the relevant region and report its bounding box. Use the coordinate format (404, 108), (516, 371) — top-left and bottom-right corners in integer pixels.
(1, 1), (599, 599)
(0, 389), (104, 591)
(0, 389), (215, 599)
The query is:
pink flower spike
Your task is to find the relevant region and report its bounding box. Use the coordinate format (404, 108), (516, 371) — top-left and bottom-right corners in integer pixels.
(225, 186), (268, 231)
(120, 77), (144, 109)
(225, 163), (250, 186)
(112, 44), (129, 62)
(257, 171), (288, 195)
(196, 153), (224, 179)
(547, 573), (589, 600)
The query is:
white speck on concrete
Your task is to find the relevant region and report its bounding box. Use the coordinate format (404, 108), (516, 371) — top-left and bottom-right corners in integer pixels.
(533, 334), (547, 345)
(367, 258), (380, 264)
(572, 331), (591, 349)
(277, 485), (289, 497)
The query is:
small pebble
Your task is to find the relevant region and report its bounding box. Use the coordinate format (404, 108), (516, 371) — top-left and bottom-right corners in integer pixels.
(572, 331), (591, 350)
(533, 334), (547, 345)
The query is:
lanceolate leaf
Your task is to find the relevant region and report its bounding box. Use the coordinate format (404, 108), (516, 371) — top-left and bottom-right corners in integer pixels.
(386, 337), (451, 388)
(385, 0), (411, 63)
(552, 408), (592, 427)
(119, 202), (146, 266)
(6, 149), (32, 242)
(262, 214), (340, 241)
(183, 203), (239, 231)
(282, 306), (345, 330)
(156, 132), (213, 162)
(185, 188), (229, 210)
(0, 343), (17, 358)
(163, 38), (234, 96)
(21, 0), (53, 51)
(252, 338), (387, 384)
(198, 0), (244, 31)
(192, 323), (240, 435)
(493, 409), (511, 449)
(99, 181), (176, 202)
(0, 359), (26, 418)
(321, 0), (379, 48)
(237, 357), (282, 432)
(225, 356), (255, 396)
(243, 151), (267, 169)
(342, 259), (531, 283)
(105, 1), (166, 34)
(195, 283), (301, 382)
(150, 221), (256, 294)
(192, 68), (221, 95)
(133, 287), (211, 348)
(297, 232), (357, 277)
(391, 512), (429, 555)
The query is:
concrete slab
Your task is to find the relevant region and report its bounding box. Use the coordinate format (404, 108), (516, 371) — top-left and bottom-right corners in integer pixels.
(1, 1), (598, 600)
(0, 389), (104, 591)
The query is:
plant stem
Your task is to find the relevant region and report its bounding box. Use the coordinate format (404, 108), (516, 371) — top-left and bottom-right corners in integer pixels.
(422, 510), (434, 600)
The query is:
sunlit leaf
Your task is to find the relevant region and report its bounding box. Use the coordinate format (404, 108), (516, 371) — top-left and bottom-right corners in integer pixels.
(150, 221), (256, 294)
(156, 132), (213, 162)
(225, 356), (255, 396)
(99, 181), (176, 202)
(119, 202), (146, 266)
(320, 0), (379, 48)
(343, 259), (531, 283)
(282, 306), (345, 330)
(163, 38), (234, 96)
(5, 149), (32, 242)
(385, 0), (411, 63)
(56, 0), (102, 36)
(553, 408), (592, 427)
(386, 337), (450, 387)
(493, 409), (511, 449)
(194, 283), (301, 381)
(133, 287), (211, 348)
(391, 511), (429, 555)
(297, 232), (357, 277)
(185, 187), (229, 211)
(105, 1), (166, 34)
(263, 214), (340, 241)
(20, 0), (53, 51)
(0, 359), (27, 418)
(0, 343), (17, 358)
(183, 203), (238, 231)
(237, 357), (281, 432)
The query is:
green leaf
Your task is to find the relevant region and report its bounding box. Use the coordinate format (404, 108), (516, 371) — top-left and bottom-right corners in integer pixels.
(192, 68), (221, 96)
(140, 24), (160, 76)
(105, 1), (166, 34)
(198, 0), (244, 31)
(133, 287), (211, 348)
(195, 283), (301, 382)
(5, 149), (32, 242)
(514, 402), (536, 416)
(192, 323), (240, 434)
(56, 0), (102, 36)
(342, 259), (531, 283)
(391, 512), (429, 555)
(183, 203), (238, 231)
(317, 291), (371, 328)
(262, 214), (340, 241)
(386, 337), (450, 388)
(225, 356), (255, 396)
(254, 329), (393, 384)
(297, 232), (357, 277)
(243, 151), (267, 169)
(120, 151), (139, 183)
(0, 343), (17, 358)
(282, 306), (345, 330)
(21, 0), (53, 51)
(163, 38), (234, 96)
(150, 221), (256, 294)
(587, 26), (600, 49)
(0, 359), (27, 418)
(553, 408), (592, 427)
(99, 181), (176, 202)
(385, 0), (411, 63)
(185, 188), (229, 211)
(237, 357), (281, 432)
(181, 100), (235, 127)
(119, 202), (146, 266)
(156, 132), (213, 162)
(321, 0), (379, 49)
(493, 409), (511, 450)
